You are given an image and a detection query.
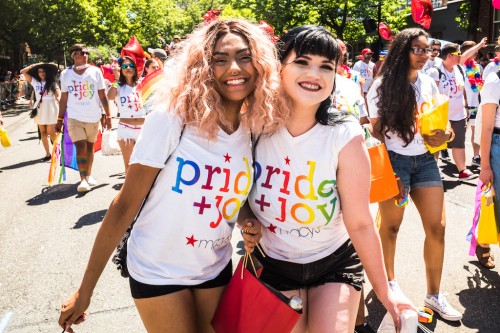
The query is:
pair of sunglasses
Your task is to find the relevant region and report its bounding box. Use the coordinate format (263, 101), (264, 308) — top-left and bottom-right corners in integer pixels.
(450, 52), (462, 56)
(73, 51), (89, 56)
(410, 47), (433, 55)
(121, 63), (136, 69)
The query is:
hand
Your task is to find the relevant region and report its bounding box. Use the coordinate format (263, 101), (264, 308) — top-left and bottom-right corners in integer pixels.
(58, 290), (90, 333)
(241, 219), (262, 253)
(422, 129), (448, 147)
(479, 37), (487, 48)
(29, 101), (33, 107)
(393, 178), (406, 201)
(55, 121), (63, 133)
(112, 64), (120, 80)
(380, 289), (416, 331)
(0, 118), (3, 126)
(105, 117), (112, 130)
(480, 166), (494, 186)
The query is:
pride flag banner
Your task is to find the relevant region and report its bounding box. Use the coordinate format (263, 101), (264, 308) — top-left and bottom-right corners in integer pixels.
(136, 69), (167, 103)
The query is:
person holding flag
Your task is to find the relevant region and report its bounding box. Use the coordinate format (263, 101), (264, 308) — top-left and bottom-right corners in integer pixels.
(56, 44), (112, 193)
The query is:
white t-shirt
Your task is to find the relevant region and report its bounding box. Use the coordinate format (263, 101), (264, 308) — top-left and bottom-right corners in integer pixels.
(367, 73), (439, 156)
(482, 61), (499, 83)
(249, 118), (363, 264)
(427, 64), (466, 121)
(352, 60), (375, 93)
(333, 74), (368, 120)
(422, 57), (443, 73)
(461, 64), (480, 108)
(127, 109), (253, 285)
(115, 84), (146, 118)
(31, 78), (57, 108)
(60, 66), (105, 122)
(479, 72), (500, 128)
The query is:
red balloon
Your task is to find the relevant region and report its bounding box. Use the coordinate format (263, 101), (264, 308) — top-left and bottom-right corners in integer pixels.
(259, 21), (275, 35)
(378, 22), (393, 41)
(411, 0), (433, 30)
(100, 64), (115, 83)
(494, 0), (500, 10)
(120, 36), (145, 75)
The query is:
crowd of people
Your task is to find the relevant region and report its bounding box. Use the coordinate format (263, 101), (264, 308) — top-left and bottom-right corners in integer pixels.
(2, 17), (497, 333)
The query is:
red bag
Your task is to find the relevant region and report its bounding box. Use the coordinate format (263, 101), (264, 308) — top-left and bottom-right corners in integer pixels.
(212, 253), (302, 333)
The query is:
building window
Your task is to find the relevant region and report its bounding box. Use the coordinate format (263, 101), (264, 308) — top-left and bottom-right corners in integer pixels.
(494, 10), (500, 41)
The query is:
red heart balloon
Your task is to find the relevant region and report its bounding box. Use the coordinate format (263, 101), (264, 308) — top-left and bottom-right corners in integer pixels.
(100, 64), (115, 83)
(378, 22), (393, 41)
(494, 0), (500, 9)
(411, 0), (433, 29)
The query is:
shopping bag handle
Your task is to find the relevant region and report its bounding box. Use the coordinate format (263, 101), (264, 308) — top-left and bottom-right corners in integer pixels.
(241, 244), (265, 279)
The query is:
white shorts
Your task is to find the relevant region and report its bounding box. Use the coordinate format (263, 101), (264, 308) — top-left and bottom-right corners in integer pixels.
(117, 122), (142, 141)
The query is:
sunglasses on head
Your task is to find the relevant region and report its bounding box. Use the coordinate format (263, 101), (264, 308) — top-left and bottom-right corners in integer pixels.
(450, 52), (462, 56)
(121, 63), (136, 69)
(410, 47), (432, 55)
(73, 51), (89, 56)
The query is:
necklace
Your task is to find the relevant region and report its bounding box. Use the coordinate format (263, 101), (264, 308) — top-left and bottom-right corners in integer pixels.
(74, 64), (90, 71)
(464, 60), (483, 92)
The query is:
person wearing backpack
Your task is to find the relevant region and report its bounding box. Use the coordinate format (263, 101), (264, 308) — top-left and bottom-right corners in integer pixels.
(428, 43), (476, 180)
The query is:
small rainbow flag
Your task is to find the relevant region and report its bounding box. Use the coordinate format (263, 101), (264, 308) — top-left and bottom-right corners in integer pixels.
(136, 68), (167, 103)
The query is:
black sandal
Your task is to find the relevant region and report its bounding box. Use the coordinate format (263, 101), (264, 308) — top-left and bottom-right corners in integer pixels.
(476, 245), (495, 269)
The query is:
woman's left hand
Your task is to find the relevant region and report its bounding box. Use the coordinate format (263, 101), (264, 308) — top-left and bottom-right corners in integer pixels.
(241, 219), (262, 253)
(381, 290), (416, 331)
(422, 129), (448, 147)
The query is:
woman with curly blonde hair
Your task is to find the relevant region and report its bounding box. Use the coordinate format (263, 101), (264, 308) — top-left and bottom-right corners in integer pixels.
(58, 19), (283, 333)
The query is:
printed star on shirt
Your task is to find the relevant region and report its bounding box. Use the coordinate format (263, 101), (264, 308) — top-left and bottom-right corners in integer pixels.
(74, 93), (78, 97)
(267, 224), (277, 234)
(224, 153), (232, 163)
(128, 104), (133, 109)
(284, 156), (291, 165)
(186, 234), (198, 247)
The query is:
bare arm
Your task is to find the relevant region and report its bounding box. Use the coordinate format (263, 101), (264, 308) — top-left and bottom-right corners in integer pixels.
(58, 164), (161, 332)
(54, 87), (61, 103)
(369, 117), (385, 143)
(29, 90), (34, 107)
(55, 92), (68, 132)
(20, 63), (40, 84)
(480, 104), (497, 185)
(459, 37), (487, 65)
(98, 89), (112, 130)
(337, 135), (414, 327)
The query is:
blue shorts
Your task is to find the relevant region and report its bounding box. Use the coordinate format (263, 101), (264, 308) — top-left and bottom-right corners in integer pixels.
(388, 151), (442, 194)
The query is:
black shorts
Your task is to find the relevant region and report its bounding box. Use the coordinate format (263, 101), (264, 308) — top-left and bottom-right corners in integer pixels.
(129, 260), (232, 299)
(255, 239), (364, 292)
(448, 119), (467, 149)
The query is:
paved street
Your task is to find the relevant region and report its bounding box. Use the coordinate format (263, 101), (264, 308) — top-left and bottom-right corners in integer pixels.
(0, 99), (499, 333)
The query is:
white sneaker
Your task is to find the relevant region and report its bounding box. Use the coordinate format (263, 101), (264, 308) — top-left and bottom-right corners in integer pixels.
(424, 294), (463, 321)
(77, 179), (91, 193)
(86, 175), (97, 186)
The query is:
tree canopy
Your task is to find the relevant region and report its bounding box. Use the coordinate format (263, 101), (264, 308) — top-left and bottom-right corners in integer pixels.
(0, 0), (410, 67)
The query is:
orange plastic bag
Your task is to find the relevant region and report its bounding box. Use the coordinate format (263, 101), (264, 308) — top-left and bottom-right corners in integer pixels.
(368, 143), (399, 203)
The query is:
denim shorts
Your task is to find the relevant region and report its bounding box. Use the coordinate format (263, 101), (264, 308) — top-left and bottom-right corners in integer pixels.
(489, 133), (500, 221)
(388, 150), (442, 194)
(255, 239), (364, 292)
(129, 260), (232, 299)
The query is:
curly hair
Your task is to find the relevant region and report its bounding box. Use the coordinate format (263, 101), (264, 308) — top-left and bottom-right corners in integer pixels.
(375, 28), (428, 145)
(117, 56), (139, 86)
(158, 19), (285, 139)
(277, 25), (346, 126)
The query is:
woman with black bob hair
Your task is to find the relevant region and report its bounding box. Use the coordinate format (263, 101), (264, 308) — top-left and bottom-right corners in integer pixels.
(243, 25), (413, 332)
(367, 28), (462, 321)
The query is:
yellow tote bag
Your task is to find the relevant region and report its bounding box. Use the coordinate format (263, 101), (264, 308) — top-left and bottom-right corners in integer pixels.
(419, 95), (449, 154)
(477, 191), (500, 245)
(0, 127), (11, 147)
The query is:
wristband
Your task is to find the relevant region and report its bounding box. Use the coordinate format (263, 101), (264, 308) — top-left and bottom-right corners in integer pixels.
(417, 307), (434, 323)
(111, 82), (119, 88)
(57, 117), (64, 121)
(446, 129), (455, 142)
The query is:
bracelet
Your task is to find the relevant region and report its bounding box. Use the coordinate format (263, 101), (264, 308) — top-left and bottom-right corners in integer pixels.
(57, 117), (64, 121)
(446, 129), (455, 142)
(111, 82), (119, 89)
(394, 172), (400, 181)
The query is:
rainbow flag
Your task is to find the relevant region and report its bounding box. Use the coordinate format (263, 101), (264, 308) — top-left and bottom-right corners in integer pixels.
(136, 69), (167, 103)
